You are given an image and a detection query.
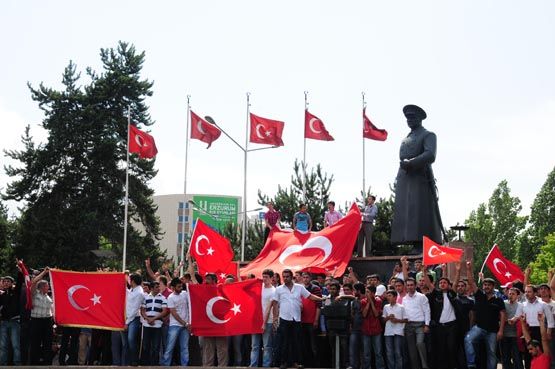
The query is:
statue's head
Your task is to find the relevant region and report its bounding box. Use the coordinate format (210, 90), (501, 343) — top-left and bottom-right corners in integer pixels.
(403, 104), (426, 129)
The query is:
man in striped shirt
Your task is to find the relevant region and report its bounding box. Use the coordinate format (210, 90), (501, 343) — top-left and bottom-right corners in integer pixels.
(140, 281), (168, 365)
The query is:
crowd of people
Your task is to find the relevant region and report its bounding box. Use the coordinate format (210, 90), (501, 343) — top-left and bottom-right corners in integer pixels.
(1, 255), (554, 369)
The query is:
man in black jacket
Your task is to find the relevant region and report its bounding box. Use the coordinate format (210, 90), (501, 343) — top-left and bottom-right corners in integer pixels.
(0, 265), (23, 366)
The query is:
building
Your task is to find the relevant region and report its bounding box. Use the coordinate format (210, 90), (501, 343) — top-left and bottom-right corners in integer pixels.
(152, 194), (241, 261)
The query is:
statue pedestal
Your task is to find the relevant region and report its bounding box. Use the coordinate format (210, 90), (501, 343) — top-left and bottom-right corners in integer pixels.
(444, 241), (474, 282)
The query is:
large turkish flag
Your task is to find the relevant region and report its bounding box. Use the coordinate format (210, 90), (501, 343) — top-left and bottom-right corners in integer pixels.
(50, 270), (126, 330)
(484, 244), (524, 286)
(241, 203), (361, 278)
(190, 110), (221, 148)
(249, 113), (284, 146)
(188, 279), (263, 336)
(422, 236), (463, 265)
(190, 219), (237, 282)
(305, 110), (334, 141)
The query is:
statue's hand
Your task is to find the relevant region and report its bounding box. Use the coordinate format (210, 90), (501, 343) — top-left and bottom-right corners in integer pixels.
(400, 159), (412, 170)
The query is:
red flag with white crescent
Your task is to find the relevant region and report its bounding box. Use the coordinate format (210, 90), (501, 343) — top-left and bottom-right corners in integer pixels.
(17, 260), (33, 310)
(305, 110), (334, 141)
(249, 113), (284, 146)
(189, 219), (236, 282)
(240, 203), (361, 278)
(128, 125), (158, 159)
(363, 108), (388, 141)
(484, 244), (524, 286)
(188, 279), (263, 336)
(422, 236), (463, 265)
(190, 110), (222, 148)
(50, 270), (126, 330)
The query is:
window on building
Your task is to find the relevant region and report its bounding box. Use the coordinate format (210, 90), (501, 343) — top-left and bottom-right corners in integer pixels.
(178, 215), (189, 223)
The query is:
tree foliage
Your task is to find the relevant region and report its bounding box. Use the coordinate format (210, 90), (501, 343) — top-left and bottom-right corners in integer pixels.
(221, 220), (265, 261)
(3, 42), (162, 271)
(519, 167), (555, 266)
(257, 159), (333, 231)
(465, 180), (527, 272)
(528, 233), (555, 284)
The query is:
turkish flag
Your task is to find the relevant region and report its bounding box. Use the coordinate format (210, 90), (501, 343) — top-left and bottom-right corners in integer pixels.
(190, 111), (221, 148)
(305, 110), (334, 141)
(188, 279), (263, 336)
(422, 236), (463, 265)
(17, 260), (33, 310)
(50, 270), (126, 330)
(249, 113), (284, 146)
(241, 203), (361, 278)
(190, 219), (236, 281)
(484, 244), (524, 286)
(128, 125), (158, 159)
(363, 108), (388, 141)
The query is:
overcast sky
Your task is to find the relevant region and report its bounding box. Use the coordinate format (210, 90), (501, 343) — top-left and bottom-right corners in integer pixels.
(1, 1), (554, 231)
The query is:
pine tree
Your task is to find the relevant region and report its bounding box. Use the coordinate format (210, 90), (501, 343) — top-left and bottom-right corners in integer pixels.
(3, 42), (162, 271)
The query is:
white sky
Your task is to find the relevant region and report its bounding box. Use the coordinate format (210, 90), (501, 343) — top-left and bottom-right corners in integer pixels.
(1, 1), (554, 230)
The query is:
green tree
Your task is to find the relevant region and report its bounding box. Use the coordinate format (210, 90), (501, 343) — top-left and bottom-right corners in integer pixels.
(519, 167), (555, 266)
(465, 180), (527, 273)
(222, 220), (265, 261)
(3, 42), (162, 271)
(257, 159), (333, 231)
(0, 200), (16, 274)
(528, 233), (555, 284)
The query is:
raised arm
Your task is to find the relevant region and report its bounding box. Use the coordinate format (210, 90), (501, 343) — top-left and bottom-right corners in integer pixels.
(144, 259), (157, 281)
(348, 267), (359, 284)
(524, 266), (531, 287)
(186, 253), (199, 284)
(452, 260), (462, 291)
(550, 268), (555, 299)
(30, 267), (50, 293)
(401, 256), (409, 281)
(421, 264), (435, 292)
(538, 312), (551, 356)
(466, 261), (477, 295)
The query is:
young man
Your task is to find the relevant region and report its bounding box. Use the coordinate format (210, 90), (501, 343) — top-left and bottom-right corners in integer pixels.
(357, 195), (377, 256)
(322, 281), (351, 369)
(521, 312), (552, 369)
(503, 287), (524, 369)
(464, 261), (506, 369)
(366, 274), (386, 297)
(0, 269), (23, 366)
(383, 290), (406, 369)
(250, 269), (276, 368)
(140, 281), (168, 365)
(199, 273), (229, 367)
(264, 202), (281, 243)
(161, 278), (190, 366)
(403, 277), (431, 369)
(293, 204), (312, 233)
(324, 201), (343, 227)
(271, 269), (323, 369)
(361, 285), (385, 369)
(299, 272), (321, 368)
(124, 273), (144, 366)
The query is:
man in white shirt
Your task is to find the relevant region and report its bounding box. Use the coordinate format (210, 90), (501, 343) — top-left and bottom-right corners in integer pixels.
(122, 273), (144, 366)
(140, 281), (168, 365)
(383, 290), (406, 369)
(271, 269), (323, 369)
(250, 269), (276, 367)
(161, 278), (190, 366)
(403, 277), (431, 369)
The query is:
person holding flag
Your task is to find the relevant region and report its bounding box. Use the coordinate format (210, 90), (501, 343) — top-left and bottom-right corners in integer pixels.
(29, 267), (53, 366)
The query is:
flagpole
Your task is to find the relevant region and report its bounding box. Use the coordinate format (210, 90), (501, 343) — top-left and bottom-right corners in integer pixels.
(478, 243), (496, 283)
(303, 91), (308, 201)
(180, 95), (191, 276)
(122, 106), (131, 272)
(361, 92), (367, 197)
(241, 92), (251, 262)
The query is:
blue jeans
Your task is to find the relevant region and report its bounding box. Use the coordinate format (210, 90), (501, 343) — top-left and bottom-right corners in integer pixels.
(0, 320), (21, 365)
(349, 330), (362, 369)
(162, 325), (190, 366)
(111, 330), (127, 365)
(385, 335), (403, 369)
(250, 323), (273, 367)
(362, 334), (385, 369)
(140, 326), (162, 365)
(464, 325), (497, 369)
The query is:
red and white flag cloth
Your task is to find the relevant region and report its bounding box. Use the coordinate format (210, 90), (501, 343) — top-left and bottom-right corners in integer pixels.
(50, 270), (126, 330)
(422, 236), (463, 265)
(190, 110), (222, 148)
(483, 244), (525, 286)
(305, 110), (334, 141)
(249, 113), (284, 146)
(241, 203), (361, 278)
(189, 219), (237, 281)
(16, 260), (33, 310)
(188, 279), (263, 336)
(363, 108), (388, 141)
(128, 125), (158, 159)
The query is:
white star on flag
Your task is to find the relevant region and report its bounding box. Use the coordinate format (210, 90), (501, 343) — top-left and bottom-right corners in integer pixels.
(207, 247), (215, 256)
(90, 294), (102, 306)
(219, 273), (227, 280)
(505, 272), (512, 278)
(230, 303), (241, 315)
(265, 130), (272, 137)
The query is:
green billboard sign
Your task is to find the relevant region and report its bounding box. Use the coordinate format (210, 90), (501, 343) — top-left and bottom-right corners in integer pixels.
(192, 195), (240, 231)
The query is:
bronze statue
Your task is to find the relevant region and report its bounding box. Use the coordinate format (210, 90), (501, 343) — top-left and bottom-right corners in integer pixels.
(391, 105), (444, 247)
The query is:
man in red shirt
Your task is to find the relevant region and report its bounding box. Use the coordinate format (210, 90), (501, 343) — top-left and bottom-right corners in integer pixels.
(264, 202), (280, 243)
(521, 312), (551, 369)
(300, 272), (321, 368)
(361, 285), (385, 369)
